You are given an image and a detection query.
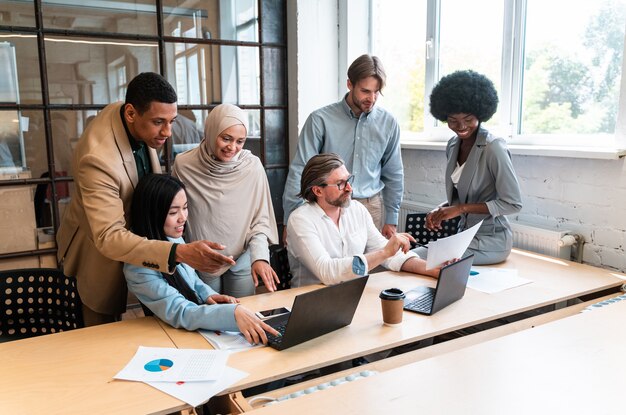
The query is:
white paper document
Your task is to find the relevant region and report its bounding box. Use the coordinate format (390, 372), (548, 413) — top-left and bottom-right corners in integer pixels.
(466, 267), (533, 293)
(146, 366), (249, 407)
(198, 329), (263, 352)
(426, 220), (483, 269)
(114, 346), (229, 382)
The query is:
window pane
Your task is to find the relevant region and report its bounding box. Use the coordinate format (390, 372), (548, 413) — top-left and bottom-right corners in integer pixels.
(244, 137), (261, 159)
(264, 109), (286, 165)
(162, 0), (258, 42)
(165, 43), (260, 105)
(439, 0), (503, 119)
(21, 110), (48, 179)
(34, 178), (72, 230)
(266, 167), (286, 224)
(262, 0), (286, 44)
(45, 36), (159, 105)
(522, 0), (625, 135)
(0, 35), (42, 104)
(236, 45), (260, 104)
(440, 0), (503, 79)
(0, 110), (27, 170)
(50, 110), (94, 177)
(246, 109), (261, 138)
(0, 182), (39, 257)
(263, 47), (286, 106)
(372, 0), (427, 132)
(24, 109), (100, 180)
(0, 0), (35, 27)
(42, 0), (157, 36)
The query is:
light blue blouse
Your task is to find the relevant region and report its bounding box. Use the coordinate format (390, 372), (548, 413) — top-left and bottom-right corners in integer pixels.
(123, 237), (239, 331)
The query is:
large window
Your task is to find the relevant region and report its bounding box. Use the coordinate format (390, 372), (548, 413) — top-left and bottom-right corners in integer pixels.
(0, 0), (287, 268)
(372, 0), (626, 147)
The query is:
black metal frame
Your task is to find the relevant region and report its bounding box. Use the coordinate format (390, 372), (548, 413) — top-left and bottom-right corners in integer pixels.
(0, 0), (288, 265)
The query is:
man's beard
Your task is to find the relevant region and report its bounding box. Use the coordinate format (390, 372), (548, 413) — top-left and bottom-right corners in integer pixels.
(350, 91), (374, 114)
(327, 193), (351, 208)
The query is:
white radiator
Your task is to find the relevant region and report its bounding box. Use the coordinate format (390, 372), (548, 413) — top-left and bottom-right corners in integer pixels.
(399, 201), (577, 260)
(509, 222), (575, 260)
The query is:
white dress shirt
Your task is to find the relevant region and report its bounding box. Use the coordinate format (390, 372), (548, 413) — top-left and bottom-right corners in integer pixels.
(286, 201), (417, 287)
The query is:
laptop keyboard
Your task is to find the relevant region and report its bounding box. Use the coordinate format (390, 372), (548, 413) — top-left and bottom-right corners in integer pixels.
(267, 321), (288, 345)
(404, 291), (434, 313)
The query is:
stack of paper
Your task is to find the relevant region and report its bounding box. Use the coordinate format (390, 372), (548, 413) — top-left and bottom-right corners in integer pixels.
(114, 346), (248, 407)
(466, 267), (533, 293)
(199, 329), (264, 352)
(426, 220), (483, 269)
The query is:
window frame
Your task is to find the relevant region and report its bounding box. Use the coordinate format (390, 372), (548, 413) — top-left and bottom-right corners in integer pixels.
(371, 0), (626, 154)
(0, 0), (289, 264)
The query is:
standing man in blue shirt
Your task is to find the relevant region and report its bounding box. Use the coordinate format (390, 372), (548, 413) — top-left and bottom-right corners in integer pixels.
(283, 54), (403, 240)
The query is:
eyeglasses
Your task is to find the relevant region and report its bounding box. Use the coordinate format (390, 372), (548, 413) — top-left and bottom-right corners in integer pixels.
(319, 175), (354, 191)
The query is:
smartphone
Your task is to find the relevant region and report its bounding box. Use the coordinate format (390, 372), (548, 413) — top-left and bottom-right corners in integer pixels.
(255, 307), (290, 320)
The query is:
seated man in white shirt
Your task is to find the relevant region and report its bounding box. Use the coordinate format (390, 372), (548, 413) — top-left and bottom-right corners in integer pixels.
(286, 153), (440, 287)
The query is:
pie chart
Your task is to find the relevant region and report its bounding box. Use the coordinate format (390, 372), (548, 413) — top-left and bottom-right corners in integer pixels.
(144, 358), (174, 372)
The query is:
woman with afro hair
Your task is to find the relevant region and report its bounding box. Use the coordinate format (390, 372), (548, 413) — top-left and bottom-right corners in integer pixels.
(417, 70), (522, 265)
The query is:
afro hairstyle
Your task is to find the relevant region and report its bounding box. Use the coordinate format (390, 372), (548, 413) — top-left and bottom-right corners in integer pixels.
(429, 70), (498, 122)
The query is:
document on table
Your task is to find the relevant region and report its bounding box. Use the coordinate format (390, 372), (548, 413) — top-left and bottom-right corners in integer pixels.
(199, 329), (263, 352)
(426, 220), (483, 270)
(466, 267), (533, 294)
(146, 366), (249, 407)
(114, 346), (229, 382)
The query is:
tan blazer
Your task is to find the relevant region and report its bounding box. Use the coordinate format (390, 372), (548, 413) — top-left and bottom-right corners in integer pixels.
(56, 102), (172, 315)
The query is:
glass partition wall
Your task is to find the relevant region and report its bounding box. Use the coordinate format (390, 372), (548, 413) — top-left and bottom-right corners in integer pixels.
(0, 0), (288, 269)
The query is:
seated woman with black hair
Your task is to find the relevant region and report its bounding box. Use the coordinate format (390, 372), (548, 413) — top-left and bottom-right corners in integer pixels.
(123, 174), (278, 344)
(416, 70), (523, 265)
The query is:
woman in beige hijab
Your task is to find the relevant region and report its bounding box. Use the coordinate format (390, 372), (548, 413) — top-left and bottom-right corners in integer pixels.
(173, 104), (279, 297)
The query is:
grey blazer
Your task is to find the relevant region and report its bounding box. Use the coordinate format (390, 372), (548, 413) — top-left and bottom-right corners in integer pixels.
(445, 126), (522, 254)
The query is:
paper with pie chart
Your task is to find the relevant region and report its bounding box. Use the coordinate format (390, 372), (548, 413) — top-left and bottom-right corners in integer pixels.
(114, 346), (230, 382)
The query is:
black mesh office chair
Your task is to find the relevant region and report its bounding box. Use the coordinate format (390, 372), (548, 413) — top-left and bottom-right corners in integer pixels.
(269, 245), (292, 290)
(405, 212), (460, 246)
(0, 268), (84, 340)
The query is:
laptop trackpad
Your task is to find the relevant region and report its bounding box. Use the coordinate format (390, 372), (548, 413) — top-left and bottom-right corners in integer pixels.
(403, 286), (432, 304)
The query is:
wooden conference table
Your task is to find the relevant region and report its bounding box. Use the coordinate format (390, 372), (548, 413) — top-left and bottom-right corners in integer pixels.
(1, 248), (623, 414)
(246, 293), (626, 415)
(160, 248), (625, 394)
(0, 317), (189, 415)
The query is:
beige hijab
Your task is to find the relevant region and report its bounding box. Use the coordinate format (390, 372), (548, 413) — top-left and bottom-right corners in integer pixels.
(172, 104), (278, 277)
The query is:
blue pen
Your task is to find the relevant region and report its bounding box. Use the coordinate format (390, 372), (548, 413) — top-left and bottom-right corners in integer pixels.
(470, 269), (479, 276)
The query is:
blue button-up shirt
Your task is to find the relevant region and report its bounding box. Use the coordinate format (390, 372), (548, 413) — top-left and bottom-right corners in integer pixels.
(282, 95), (404, 225)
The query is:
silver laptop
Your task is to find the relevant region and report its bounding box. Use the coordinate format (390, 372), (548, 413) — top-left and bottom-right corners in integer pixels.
(403, 254), (474, 315)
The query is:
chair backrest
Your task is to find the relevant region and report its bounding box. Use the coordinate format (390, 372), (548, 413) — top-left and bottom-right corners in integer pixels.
(269, 245), (292, 290)
(0, 268), (84, 340)
(139, 302), (154, 317)
(405, 213), (460, 246)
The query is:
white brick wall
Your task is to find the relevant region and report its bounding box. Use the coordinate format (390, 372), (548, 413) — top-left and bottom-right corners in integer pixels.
(402, 149), (626, 272)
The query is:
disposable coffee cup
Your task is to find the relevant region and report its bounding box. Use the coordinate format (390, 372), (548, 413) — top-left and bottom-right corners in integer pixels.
(379, 288), (406, 327)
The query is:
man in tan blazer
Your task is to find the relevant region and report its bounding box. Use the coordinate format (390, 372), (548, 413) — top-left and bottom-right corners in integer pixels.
(57, 73), (235, 326)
